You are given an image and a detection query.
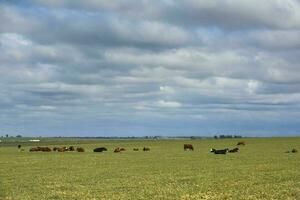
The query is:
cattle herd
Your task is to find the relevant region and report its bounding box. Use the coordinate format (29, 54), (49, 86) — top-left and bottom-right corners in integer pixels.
(26, 146), (151, 153)
(29, 146), (85, 152)
(22, 141), (297, 154)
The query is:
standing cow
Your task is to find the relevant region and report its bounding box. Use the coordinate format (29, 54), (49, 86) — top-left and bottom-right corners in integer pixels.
(184, 144), (194, 151)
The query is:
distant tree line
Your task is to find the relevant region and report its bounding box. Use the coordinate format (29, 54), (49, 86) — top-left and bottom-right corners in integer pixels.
(214, 135), (242, 139)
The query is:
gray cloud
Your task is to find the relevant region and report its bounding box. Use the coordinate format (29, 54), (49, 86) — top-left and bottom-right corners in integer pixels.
(1, 1), (300, 136)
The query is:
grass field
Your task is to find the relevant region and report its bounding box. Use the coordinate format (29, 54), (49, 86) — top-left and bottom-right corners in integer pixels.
(1, 137), (300, 200)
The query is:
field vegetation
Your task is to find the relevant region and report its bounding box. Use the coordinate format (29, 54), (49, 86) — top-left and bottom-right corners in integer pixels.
(1, 137), (300, 199)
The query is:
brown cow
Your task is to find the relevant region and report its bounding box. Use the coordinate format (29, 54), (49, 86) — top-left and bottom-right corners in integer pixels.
(114, 148), (121, 153)
(184, 144), (194, 151)
(76, 147), (85, 152)
(29, 147), (51, 152)
(40, 147), (51, 152)
(29, 147), (39, 152)
(68, 146), (75, 151)
(120, 148), (126, 151)
(237, 141), (245, 146)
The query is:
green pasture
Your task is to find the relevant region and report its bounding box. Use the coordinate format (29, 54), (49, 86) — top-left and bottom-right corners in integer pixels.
(1, 137), (300, 200)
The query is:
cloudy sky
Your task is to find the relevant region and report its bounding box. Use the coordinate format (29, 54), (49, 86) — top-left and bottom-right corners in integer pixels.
(1, 0), (300, 137)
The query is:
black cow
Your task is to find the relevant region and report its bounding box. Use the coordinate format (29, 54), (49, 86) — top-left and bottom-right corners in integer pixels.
(210, 148), (228, 154)
(286, 149), (298, 153)
(184, 144), (194, 151)
(133, 148), (139, 151)
(93, 147), (107, 152)
(143, 147), (150, 151)
(18, 145), (22, 149)
(229, 148), (239, 153)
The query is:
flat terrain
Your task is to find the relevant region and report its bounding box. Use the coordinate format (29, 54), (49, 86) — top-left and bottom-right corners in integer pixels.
(1, 137), (300, 200)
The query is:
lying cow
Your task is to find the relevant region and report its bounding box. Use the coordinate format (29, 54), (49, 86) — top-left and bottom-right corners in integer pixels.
(76, 147), (85, 152)
(29, 146), (51, 152)
(68, 146), (75, 151)
(133, 148), (139, 151)
(120, 148), (126, 151)
(285, 149), (298, 153)
(143, 147), (150, 151)
(94, 147), (107, 152)
(237, 141), (245, 146)
(229, 148), (239, 153)
(114, 147), (121, 153)
(184, 144), (194, 151)
(210, 148), (228, 154)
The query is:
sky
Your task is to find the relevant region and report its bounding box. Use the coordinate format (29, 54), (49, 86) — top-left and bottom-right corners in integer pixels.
(1, 0), (300, 137)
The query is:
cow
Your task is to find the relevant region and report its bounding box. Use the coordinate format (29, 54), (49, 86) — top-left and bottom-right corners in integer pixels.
(18, 145), (21, 149)
(40, 147), (51, 152)
(133, 148), (139, 151)
(286, 149), (298, 153)
(76, 147), (85, 152)
(143, 147), (150, 151)
(228, 147), (239, 153)
(29, 147), (39, 152)
(53, 147), (58, 151)
(57, 147), (66, 152)
(237, 141), (245, 146)
(29, 147), (51, 152)
(68, 146), (75, 151)
(114, 147), (121, 153)
(210, 148), (228, 154)
(93, 147), (107, 152)
(184, 144), (194, 151)
(120, 148), (126, 151)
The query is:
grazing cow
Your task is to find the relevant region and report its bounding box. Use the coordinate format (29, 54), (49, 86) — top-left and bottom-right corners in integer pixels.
(228, 147), (239, 153)
(114, 148), (121, 153)
(184, 144), (194, 151)
(76, 147), (85, 152)
(143, 147), (150, 151)
(237, 141), (245, 146)
(292, 149), (298, 153)
(210, 148), (228, 154)
(93, 147), (107, 152)
(133, 148), (139, 151)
